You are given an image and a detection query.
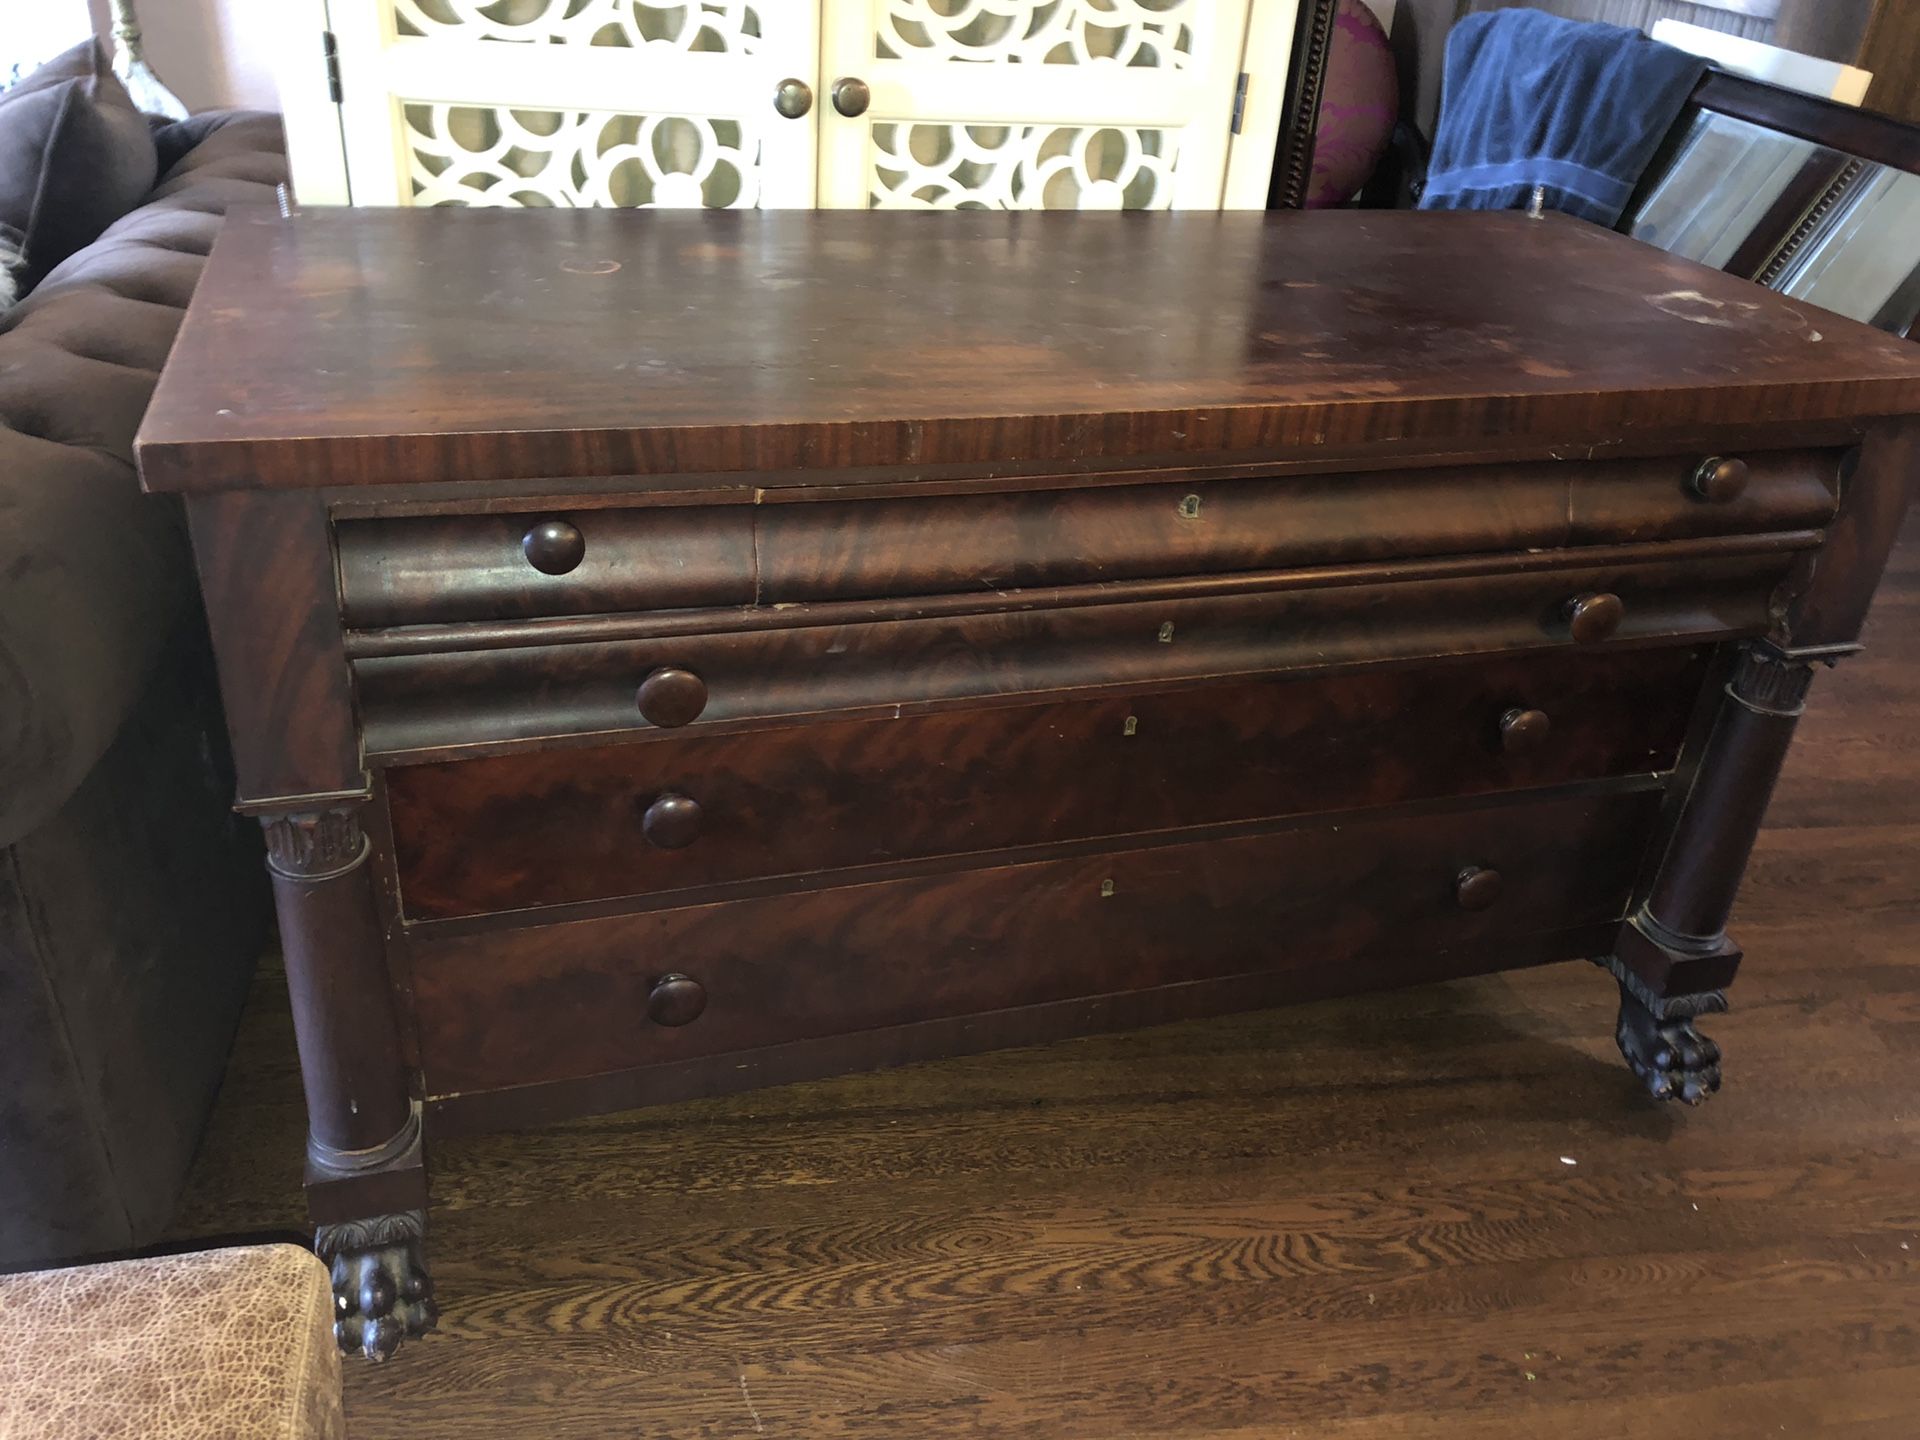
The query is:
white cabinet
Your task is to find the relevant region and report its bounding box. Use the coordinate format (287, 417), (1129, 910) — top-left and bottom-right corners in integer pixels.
(282, 0), (1305, 210)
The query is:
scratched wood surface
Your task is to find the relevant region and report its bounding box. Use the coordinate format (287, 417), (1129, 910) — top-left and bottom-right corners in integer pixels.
(170, 510), (1920, 1438)
(135, 209), (1920, 493)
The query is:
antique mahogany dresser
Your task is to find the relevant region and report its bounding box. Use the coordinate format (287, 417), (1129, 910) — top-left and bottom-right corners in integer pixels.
(137, 208), (1920, 1358)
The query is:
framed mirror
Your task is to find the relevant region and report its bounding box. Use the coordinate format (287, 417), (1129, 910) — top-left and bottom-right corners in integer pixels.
(1624, 72), (1920, 337)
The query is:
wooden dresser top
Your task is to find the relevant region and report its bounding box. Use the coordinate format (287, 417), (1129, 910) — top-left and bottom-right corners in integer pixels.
(137, 207), (1920, 494)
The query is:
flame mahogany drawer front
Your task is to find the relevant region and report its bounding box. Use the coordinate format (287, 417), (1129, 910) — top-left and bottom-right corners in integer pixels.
(385, 646), (1711, 922)
(351, 544), (1795, 758)
(332, 449), (1838, 628)
(406, 787), (1664, 1099)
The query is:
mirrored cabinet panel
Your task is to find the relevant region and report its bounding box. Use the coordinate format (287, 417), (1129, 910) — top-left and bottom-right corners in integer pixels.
(1625, 72), (1920, 337)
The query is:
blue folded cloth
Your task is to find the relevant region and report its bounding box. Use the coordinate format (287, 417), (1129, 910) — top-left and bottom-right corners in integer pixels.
(1418, 11), (1707, 226)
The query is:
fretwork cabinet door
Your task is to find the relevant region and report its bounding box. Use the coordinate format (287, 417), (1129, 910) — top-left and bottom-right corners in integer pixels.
(282, 0), (1301, 209)
(325, 0), (821, 208)
(816, 0), (1291, 209)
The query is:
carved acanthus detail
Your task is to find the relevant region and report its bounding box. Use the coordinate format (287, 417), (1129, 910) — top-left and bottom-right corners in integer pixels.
(262, 807), (368, 879)
(1729, 644), (1818, 716)
(316, 1209), (426, 1255)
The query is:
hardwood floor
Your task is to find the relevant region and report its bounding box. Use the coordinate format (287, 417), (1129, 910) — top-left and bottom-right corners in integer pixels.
(170, 511), (1920, 1438)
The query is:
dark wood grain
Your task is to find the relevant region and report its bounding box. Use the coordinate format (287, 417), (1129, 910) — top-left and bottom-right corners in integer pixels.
(1779, 419), (1920, 648)
(134, 209), (1920, 494)
(269, 824), (414, 1157)
(384, 647), (1707, 921)
(313, 422), (1867, 517)
(162, 510), (1920, 1439)
(345, 531), (1811, 662)
(1692, 68), (1920, 173)
(327, 451), (1835, 662)
(751, 448), (1837, 605)
(353, 543), (1794, 760)
(428, 920), (1626, 1139)
(185, 492), (362, 803)
(405, 788), (1661, 1100)
(337, 506), (755, 627)
(1861, 0), (1920, 125)
(336, 449), (1835, 628)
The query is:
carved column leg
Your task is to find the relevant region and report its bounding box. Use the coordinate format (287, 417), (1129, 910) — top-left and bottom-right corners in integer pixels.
(1600, 641), (1826, 1103)
(264, 803), (437, 1360)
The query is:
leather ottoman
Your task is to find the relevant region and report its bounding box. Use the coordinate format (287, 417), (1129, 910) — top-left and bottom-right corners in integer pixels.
(0, 1245), (344, 1439)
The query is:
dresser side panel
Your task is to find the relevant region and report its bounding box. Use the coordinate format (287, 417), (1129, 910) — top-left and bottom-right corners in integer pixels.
(186, 491), (362, 803)
(1777, 417), (1920, 649)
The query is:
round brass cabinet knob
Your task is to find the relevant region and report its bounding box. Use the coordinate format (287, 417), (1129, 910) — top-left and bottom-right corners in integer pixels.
(831, 76), (871, 118)
(1565, 591), (1625, 645)
(1455, 866), (1505, 912)
(1499, 707), (1552, 755)
(522, 519), (585, 576)
(1690, 455), (1750, 504)
(636, 666), (708, 728)
(643, 792), (703, 849)
(647, 973), (707, 1027)
(773, 77), (813, 119)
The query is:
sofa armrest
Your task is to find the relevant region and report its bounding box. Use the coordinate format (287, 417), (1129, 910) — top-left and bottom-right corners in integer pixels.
(0, 112), (286, 844)
(0, 431), (192, 845)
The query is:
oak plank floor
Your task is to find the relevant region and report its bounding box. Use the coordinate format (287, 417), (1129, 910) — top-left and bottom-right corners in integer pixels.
(171, 511), (1920, 1439)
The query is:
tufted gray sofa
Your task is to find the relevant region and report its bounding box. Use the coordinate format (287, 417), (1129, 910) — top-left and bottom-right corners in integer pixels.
(0, 114), (284, 1267)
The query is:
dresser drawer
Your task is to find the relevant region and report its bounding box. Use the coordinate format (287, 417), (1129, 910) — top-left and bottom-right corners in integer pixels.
(334, 450), (1837, 627)
(336, 505), (756, 627)
(386, 647), (1708, 921)
(354, 541), (1791, 758)
(755, 449), (1837, 603)
(407, 788), (1662, 1097)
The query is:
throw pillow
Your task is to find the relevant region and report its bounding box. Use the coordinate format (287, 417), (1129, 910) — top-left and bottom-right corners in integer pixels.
(0, 39), (158, 294)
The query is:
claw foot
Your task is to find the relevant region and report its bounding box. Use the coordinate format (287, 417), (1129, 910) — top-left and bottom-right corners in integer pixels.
(1596, 957), (1727, 1106)
(1617, 990), (1723, 1104)
(316, 1210), (438, 1360)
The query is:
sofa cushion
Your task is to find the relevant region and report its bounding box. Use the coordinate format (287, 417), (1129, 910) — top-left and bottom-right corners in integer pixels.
(0, 41), (157, 294)
(0, 112), (285, 846)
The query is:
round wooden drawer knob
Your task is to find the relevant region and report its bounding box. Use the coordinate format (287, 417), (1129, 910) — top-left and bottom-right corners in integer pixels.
(643, 792), (702, 849)
(636, 667), (708, 728)
(1455, 865), (1504, 911)
(522, 519), (585, 575)
(647, 973), (707, 1027)
(1690, 455), (1750, 504)
(1499, 707), (1552, 754)
(1565, 592), (1624, 645)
